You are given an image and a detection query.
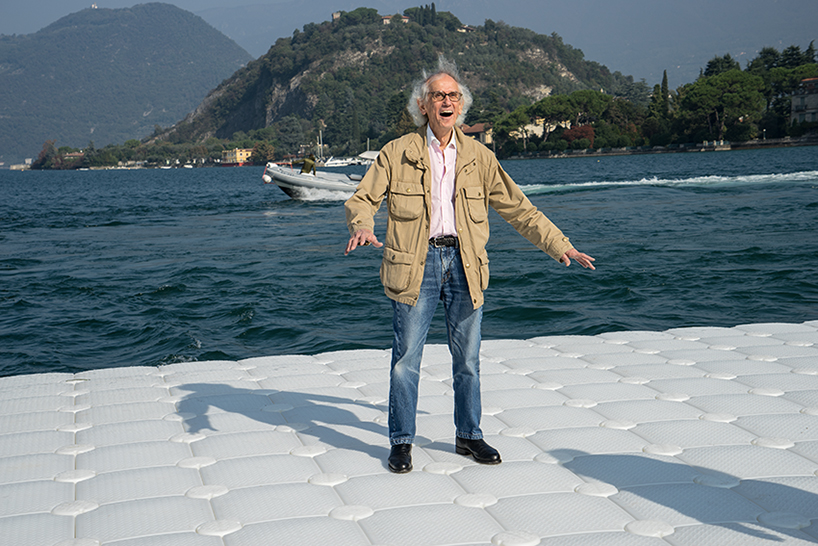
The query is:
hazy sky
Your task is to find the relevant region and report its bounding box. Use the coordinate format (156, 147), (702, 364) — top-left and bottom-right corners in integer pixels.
(2, 0), (816, 85)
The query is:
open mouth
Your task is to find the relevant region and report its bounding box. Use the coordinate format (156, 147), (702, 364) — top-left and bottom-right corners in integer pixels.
(440, 110), (454, 118)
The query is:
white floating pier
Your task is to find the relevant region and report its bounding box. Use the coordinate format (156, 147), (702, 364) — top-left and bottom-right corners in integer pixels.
(3, 322), (818, 545)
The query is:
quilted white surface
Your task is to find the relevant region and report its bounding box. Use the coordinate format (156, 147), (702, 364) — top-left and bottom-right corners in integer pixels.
(2, 322), (818, 545)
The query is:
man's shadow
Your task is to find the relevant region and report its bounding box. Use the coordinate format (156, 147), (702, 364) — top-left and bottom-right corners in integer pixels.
(554, 449), (818, 543)
(175, 383), (392, 465)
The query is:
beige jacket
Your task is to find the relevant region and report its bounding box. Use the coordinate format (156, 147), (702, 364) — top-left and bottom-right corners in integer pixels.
(345, 126), (574, 308)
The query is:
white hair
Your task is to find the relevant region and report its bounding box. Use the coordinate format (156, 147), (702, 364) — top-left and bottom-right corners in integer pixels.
(407, 56), (473, 127)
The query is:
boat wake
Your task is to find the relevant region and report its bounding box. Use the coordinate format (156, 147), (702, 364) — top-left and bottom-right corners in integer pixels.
(289, 187), (355, 201)
(521, 170), (818, 195)
(273, 170), (817, 200)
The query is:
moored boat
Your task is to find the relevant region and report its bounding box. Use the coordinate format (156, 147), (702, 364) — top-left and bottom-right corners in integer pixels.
(321, 151), (378, 167)
(322, 156), (356, 167)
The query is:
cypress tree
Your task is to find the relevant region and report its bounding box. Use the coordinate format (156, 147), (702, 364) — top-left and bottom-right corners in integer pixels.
(661, 70), (669, 118)
(805, 41), (816, 64)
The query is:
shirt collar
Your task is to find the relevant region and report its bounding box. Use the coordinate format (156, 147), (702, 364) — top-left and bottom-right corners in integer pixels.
(426, 125), (457, 151)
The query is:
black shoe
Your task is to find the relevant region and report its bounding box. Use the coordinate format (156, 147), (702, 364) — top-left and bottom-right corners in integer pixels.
(456, 437), (501, 464)
(388, 444), (413, 473)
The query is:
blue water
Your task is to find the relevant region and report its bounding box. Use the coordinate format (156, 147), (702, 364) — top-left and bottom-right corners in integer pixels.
(2, 146), (817, 377)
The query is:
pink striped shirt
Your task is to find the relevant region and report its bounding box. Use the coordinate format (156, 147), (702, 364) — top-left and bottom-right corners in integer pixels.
(427, 125), (458, 238)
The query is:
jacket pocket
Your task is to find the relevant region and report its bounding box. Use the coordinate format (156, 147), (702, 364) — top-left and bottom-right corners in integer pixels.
(389, 181), (424, 220)
(478, 250), (490, 290)
(463, 186), (488, 223)
(381, 248), (416, 292)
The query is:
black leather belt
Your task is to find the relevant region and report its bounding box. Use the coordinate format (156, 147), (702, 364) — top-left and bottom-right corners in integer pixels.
(429, 236), (458, 247)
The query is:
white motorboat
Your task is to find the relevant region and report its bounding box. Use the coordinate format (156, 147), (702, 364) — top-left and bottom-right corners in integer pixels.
(262, 163), (361, 198)
(262, 151), (378, 198)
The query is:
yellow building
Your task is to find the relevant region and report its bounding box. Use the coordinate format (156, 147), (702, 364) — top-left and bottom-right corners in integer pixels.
(221, 148), (254, 165)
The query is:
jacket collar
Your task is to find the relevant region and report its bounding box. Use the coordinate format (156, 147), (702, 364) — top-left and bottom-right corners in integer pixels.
(453, 125), (476, 171)
(403, 125), (430, 169)
(403, 124), (477, 172)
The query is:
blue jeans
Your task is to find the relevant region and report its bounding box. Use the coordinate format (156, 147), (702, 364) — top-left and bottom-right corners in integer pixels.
(389, 244), (484, 445)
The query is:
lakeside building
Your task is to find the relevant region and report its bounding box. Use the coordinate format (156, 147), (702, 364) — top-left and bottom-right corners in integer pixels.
(9, 158), (32, 170)
(460, 123), (493, 146)
(792, 77), (818, 124)
(381, 15), (410, 24)
(221, 148), (253, 166)
(508, 118), (572, 142)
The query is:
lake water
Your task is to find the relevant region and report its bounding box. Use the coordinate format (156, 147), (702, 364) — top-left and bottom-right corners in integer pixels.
(2, 146), (817, 377)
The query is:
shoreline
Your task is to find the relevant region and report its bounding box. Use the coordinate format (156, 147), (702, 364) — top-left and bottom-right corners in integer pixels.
(6, 135), (817, 171)
(507, 135), (818, 160)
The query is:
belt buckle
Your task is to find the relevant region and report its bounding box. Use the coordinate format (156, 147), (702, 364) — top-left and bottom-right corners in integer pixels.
(430, 236), (455, 248)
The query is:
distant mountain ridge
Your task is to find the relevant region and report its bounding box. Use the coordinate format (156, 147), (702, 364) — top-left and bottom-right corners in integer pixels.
(0, 2), (251, 164)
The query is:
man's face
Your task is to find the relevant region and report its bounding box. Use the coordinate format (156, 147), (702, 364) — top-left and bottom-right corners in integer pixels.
(418, 74), (463, 143)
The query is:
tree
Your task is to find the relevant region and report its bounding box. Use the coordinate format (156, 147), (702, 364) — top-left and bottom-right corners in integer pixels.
(393, 109), (417, 137)
(645, 74), (673, 145)
(660, 70), (670, 117)
(641, 116), (669, 145)
(386, 92), (409, 128)
(677, 69), (765, 141)
(747, 47), (781, 73)
(336, 7), (380, 27)
(30, 140), (58, 170)
(493, 106), (533, 151)
(780, 45), (806, 69)
(350, 103), (362, 155)
(602, 98), (645, 142)
(703, 53), (740, 77)
(567, 89), (612, 126)
(250, 141), (275, 164)
(466, 92), (507, 125)
(805, 41), (816, 64)
(591, 120), (633, 148)
(648, 84), (664, 118)
(276, 115), (305, 156)
(530, 95), (574, 140)
(748, 47), (783, 110)
(562, 125), (595, 148)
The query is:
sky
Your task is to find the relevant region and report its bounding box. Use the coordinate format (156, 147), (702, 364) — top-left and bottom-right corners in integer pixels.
(2, 0), (816, 86)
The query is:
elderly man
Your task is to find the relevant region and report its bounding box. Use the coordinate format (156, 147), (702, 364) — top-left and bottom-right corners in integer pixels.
(344, 58), (595, 473)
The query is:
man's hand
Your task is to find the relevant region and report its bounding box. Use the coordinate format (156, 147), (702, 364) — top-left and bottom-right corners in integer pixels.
(560, 248), (596, 270)
(345, 229), (383, 255)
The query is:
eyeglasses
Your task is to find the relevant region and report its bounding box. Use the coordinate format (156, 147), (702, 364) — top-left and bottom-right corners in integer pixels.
(428, 91), (463, 102)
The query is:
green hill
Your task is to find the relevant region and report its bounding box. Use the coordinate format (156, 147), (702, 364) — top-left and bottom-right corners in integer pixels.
(0, 2), (251, 164)
(159, 7), (646, 156)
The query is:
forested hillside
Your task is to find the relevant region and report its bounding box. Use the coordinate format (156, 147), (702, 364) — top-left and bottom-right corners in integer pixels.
(160, 7), (646, 156)
(0, 3), (251, 164)
(486, 44), (817, 156)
